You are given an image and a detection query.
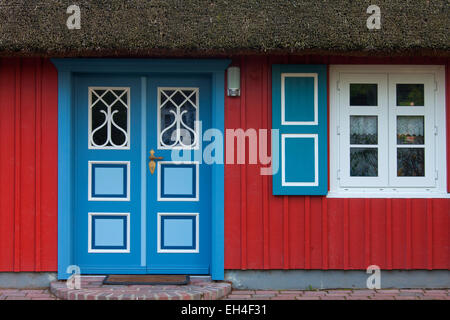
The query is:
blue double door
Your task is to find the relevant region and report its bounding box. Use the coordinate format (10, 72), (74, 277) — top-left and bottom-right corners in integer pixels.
(74, 74), (212, 274)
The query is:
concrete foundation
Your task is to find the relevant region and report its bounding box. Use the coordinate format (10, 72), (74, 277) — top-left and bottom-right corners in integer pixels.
(2, 270), (449, 290)
(225, 270), (450, 290)
(0, 272), (57, 289)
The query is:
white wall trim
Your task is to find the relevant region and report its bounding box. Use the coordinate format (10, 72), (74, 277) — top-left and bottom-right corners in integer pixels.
(327, 192), (450, 199)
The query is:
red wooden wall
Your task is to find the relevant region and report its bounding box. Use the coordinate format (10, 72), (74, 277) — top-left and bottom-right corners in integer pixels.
(224, 55), (450, 270)
(0, 58), (58, 272)
(0, 56), (448, 272)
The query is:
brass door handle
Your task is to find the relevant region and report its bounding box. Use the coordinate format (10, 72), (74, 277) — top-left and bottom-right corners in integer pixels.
(148, 149), (163, 174)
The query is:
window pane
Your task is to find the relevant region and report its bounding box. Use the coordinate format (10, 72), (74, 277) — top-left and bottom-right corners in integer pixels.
(350, 148), (378, 176)
(159, 88), (198, 148)
(397, 148), (424, 176)
(396, 84), (424, 106)
(350, 84), (378, 106)
(397, 116), (424, 145)
(90, 88), (129, 148)
(350, 116), (378, 144)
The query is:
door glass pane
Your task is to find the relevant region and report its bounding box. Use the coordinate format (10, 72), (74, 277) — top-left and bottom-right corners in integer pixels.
(90, 88), (129, 149)
(159, 88), (198, 149)
(160, 100), (177, 146)
(350, 116), (378, 144)
(350, 84), (378, 106)
(350, 148), (378, 176)
(397, 116), (424, 144)
(397, 148), (425, 176)
(396, 84), (424, 106)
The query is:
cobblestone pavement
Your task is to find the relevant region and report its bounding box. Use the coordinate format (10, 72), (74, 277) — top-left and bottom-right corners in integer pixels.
(223, 289), (450, 300)
(1, 288), (449, 300)
(0, 289), (57, 300)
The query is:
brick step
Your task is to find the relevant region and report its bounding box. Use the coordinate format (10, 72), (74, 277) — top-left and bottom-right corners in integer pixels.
(50, 276), (231, 300)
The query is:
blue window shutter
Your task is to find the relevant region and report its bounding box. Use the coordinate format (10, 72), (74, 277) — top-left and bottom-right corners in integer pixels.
(272, 65), (328, 195)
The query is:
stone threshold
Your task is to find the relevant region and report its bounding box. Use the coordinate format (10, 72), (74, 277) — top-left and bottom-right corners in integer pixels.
(50, 276), (231, 300)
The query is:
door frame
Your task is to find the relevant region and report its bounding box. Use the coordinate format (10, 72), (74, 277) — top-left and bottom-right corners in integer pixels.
(51, 58), (230, 280)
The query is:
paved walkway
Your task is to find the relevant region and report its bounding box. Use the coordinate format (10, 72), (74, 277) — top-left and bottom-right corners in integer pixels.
(1, 287), (448, 300)
(0, 289), (57, 300)
(224, 289), (450, 300)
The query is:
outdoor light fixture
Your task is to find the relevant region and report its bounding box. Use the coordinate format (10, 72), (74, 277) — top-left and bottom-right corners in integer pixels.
(227, 66), (240, 97)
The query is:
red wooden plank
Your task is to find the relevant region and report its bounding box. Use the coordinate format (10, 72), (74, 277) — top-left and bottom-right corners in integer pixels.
(14, 58), (21, 272)
(386, 198), (393, 270)
(224, 60), (242, 269)
(427, 198), (433, 270)
(343, 198), (349, 269)
(391, 199), (407, 268)
(20, 58), (38, 271)
(268, 194), (284, 268)
(39, 59), (58, 270)
(288, 196), (305, 268)
(321, 197), (328, 269)
(364, 199), (370, 268)
(310, 197), (323, 269)
(267, 56), (284, 269)
(245, 57), (264, 268)
(35, 58), (42, 271)
(240, 57), (247, 270)
(19, 59), (34, 270)
(406, 199), (412, 269)
(283, 196), (289, 269)
(327, 198), (344, 268)
(262, 57), (270, 269)
(304, 196), (311, 269)
(348, 199), (365, 268)
(411, 199), (428, 269)
(0, 59), (16, 271)
(370, 199), (386, 269)
(431, 199), (448, 269)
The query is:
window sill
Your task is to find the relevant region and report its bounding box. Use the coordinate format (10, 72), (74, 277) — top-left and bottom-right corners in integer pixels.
(327, 191), (450, 199)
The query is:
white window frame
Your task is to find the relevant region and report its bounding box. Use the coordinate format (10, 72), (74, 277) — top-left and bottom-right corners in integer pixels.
(329, 65), (448, 198)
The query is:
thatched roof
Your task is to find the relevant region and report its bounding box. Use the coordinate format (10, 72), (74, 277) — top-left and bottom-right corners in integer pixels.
(0, 0), (449, 57)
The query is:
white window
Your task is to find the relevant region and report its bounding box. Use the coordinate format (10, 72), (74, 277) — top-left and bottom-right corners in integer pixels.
(329, 66), (447, 198)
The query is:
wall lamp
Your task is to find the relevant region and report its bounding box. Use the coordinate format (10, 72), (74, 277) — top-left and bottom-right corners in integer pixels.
(227, 66), (240, 97)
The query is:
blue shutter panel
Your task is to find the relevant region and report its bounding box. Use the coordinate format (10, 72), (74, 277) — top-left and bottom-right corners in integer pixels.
(272, 65), (328, 195)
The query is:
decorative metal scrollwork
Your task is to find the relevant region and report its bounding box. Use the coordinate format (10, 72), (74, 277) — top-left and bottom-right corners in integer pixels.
(89, 88), (130, 149)
(159, 88), (199, 149)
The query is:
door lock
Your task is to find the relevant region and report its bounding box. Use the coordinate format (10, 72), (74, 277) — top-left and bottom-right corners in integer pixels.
(148, 149), (163, 174)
